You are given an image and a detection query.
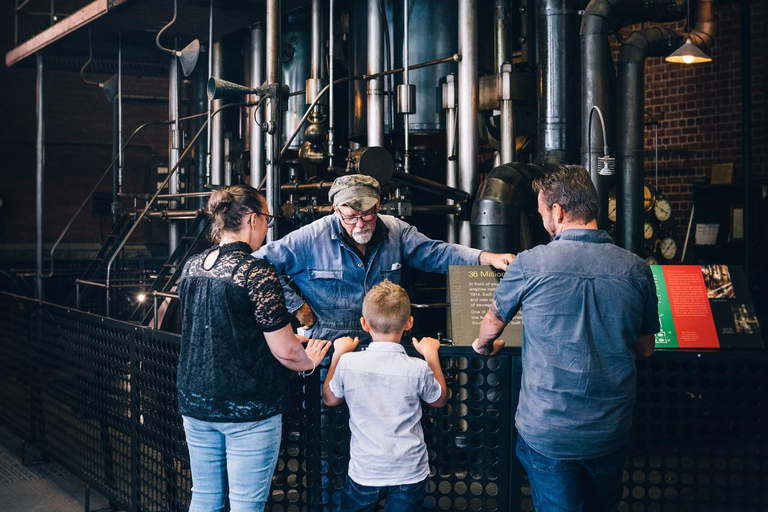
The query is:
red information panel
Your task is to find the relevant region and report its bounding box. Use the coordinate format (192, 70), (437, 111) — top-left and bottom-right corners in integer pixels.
(652, 265), (762, 349)
(662, 266), (719, 348)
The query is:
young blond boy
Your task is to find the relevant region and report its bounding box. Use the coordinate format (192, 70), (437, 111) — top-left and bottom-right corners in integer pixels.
(322, 280), (447, 512)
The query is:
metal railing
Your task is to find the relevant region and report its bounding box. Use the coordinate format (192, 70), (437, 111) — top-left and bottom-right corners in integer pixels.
(2, 291), (768, 511)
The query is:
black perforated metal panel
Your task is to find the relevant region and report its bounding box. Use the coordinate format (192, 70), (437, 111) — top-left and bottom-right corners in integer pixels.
(1, 292), (767, 512)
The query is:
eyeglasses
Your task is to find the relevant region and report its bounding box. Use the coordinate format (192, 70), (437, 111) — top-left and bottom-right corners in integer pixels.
(248, 212), (278, 229)
(336, 207), (378, 226)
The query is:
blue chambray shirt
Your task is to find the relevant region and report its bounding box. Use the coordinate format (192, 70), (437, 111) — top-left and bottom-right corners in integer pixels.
(492, 229), (660, 460)
(254, 214), (482, 343)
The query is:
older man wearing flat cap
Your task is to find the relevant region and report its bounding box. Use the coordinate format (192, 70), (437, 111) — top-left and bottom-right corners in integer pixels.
(254, 174), (514, 344)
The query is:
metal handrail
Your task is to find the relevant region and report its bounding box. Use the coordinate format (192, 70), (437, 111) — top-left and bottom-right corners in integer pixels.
(104, 101), (261, 315)
(49, 111), (208, 277)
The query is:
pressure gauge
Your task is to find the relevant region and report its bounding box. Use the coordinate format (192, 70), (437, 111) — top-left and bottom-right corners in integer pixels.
(646, 255), (660, 266)
(654, 197), (672, 222)
(607, 196), (617, 223)
(643, 221), (655, 240)
(660, 236), (678, 260)
(643, 182), (657, 212)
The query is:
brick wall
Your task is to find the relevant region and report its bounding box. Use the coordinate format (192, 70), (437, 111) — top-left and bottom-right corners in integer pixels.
(0, 2), (171, 249)
(615, 0), (767, 245)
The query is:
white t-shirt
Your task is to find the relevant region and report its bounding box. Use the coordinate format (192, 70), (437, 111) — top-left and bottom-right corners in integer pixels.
(329, 342), (442, 486)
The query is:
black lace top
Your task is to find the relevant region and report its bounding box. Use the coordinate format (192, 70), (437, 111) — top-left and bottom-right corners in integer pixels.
(177, 241), (292, 422)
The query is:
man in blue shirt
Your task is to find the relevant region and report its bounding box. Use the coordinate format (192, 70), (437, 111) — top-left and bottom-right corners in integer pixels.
(254, 174), (514, 344)
(473, 165), (659, 512)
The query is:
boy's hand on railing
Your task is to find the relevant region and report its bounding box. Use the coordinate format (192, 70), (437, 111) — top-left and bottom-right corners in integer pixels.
(333, 336), (359, 355)
(412, 337), (441, 357)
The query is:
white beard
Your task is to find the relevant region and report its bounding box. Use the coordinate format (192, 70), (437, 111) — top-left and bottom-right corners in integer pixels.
(352, 227), (374, 245)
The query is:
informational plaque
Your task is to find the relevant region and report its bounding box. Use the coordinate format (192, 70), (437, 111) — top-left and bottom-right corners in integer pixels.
(652, 265), (762, 349)
(448, 265), (522, 347)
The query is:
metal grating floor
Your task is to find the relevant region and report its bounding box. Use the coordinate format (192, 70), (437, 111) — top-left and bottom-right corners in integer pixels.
(0, 427), (113, 512)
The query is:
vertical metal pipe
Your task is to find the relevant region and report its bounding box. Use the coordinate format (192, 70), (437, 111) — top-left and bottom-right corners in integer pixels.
(616, 59), (644, 254)
(742, 0), (752, 278)
(266, 0), (281, 241)
(194, 63), (207, 208)
(500, 96), (515, 163)
(367, 0), (385, 147)
(250, 23), (266, 188)
(118, 35), (123, 200)
(205, 0), (213, 185)
(168, 54), (181, 253)
(35, 53), (44, 300)
(496, 1), (515, 164)
(111, 98), (120, 225)
(311, 0), (327, 80)
(328, 0), (336, 165)
(494, 0), (509, 71)
(403, 0), (410, 173)
(458, 0), (478, 246)
(536, 0), (581, 164)
(443, 74), (459, 244)
(211, 40), (225, 186)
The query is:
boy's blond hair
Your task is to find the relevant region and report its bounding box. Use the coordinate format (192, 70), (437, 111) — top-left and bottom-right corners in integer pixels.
(362, 280), (411, 335)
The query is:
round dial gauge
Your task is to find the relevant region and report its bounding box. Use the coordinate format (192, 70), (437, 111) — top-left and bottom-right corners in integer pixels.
(654, 197), (672, 222)
(646, 255), (659, 266)
(643, 221), (655, 240)
(607, 197), (617, 223)
(643, 182), (657, 212)
(660, 236), (678, 260)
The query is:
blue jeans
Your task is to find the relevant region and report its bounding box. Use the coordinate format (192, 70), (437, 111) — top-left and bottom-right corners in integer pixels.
(335, 476), (427, 512)
(183, 414), (282, 512)
(516, 435), (627, 512)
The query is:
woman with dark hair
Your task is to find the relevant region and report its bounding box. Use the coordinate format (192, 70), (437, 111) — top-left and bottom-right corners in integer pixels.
(177, 184), (330, 512)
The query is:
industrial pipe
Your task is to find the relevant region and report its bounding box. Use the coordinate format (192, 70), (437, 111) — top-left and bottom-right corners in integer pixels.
(402, 0), (411, 173)
(367, 0), (385, 147)
(328, 0), (336, 167)
(458, 0), (478, 246)
(210, 40), (225, 186)
(35, 53), (44, 300)
(391, 170), (470, 202)
(266, 0), (281, 241)
(580, 0), (686, 224)
(535, 0), (583, 164)
(443, 74), (459, 244)
(616, 27), (681, 254)
(250, 22), (266, 189)
(168, 54), (181, 253)
(471, 163), (549, 254)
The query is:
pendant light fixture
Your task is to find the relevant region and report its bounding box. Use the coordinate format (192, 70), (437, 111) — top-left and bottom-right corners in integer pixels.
(665, 0), (712, 64)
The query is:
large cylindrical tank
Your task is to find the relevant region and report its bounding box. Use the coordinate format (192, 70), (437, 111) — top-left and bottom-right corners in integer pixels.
(282, 12), (311, 150)
(348, 0), (458, 143)
(391, 0), (458, 136)
(471, 163), (550, 253)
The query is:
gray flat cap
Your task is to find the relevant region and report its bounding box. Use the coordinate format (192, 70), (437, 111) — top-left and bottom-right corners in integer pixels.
(328, 174), (380, 211)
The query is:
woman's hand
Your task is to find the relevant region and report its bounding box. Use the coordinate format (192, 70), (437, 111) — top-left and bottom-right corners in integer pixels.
(305, 338), (331, 366)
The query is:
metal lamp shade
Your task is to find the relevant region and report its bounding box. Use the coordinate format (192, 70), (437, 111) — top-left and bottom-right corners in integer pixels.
(178, 39), (200, 77)
(665, 37), (712, 64)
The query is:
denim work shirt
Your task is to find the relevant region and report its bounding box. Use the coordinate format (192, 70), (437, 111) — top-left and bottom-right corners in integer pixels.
(254, 214), (482, 343)
(328, 342), (442, 486)
(493, 229), (660, 460)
